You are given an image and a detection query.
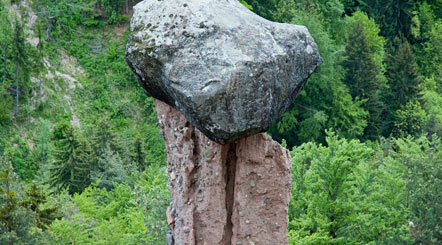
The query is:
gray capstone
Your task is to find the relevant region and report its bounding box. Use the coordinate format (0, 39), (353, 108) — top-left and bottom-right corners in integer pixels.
(125, 0), (322, 144)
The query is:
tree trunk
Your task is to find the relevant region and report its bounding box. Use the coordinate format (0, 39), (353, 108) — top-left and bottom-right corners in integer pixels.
(155, 99), (292, 245)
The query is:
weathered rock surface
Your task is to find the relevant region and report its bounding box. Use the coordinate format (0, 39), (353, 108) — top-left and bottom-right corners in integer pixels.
(156, 99), (292, 245)
(126, 0), (322, 144)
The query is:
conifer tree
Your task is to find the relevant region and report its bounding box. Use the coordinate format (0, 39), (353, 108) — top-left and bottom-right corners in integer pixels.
(361, 0), (415, 41)
(0, 157), (37, 244)
(22, 182), (61, 230)
(343, 21), (383, 140)
(50, 122), (92, 194)
(383, 37), (422, 136)
(133, 136), (147, 171)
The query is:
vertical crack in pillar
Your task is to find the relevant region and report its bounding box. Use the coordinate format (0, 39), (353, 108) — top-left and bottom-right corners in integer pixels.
(189, 124), (199, 243)
(223, 143), (237, 244)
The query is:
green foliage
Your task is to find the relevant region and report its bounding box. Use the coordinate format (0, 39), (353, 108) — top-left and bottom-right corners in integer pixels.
(421, 80), (442, 137)
(289, 132), (410, 244)
(4, 136), (38, 181)
(269, 8), (367, 147)
(0, 157), (49, 245)
(89, 117), (123, 160)
(273, 0), (347, 39)
(0, 2), (13, 126)
(22, 182), (61, 230)
(50, 121), (92, 194)
(361, 0), (415, 40)
(343, 19), (383, 140)
(244, 0), (277, 20)
(383, 38), (422, 136)
(49, 164), (169, 244)
(421, 21), (442, 90)
(12, 17), (30, 117)
(239, 0), (253, 10)
(394, 136), (442, 244)
(1, 0), (441, 243)
(346, 11), (386, 75)
(340, 0), (362, 15)
(393, 101), (426, 138)
(33, 119), (52, 176)
(100, 0), (126, 24)
(91, 145), (135, 190)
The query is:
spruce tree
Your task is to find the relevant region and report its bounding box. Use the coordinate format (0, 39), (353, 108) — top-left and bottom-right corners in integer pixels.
(361, 0), (415, 41)
(343, 21), (383, 140)
(50, 122), (91, 194)
(383, 37), (422, 136)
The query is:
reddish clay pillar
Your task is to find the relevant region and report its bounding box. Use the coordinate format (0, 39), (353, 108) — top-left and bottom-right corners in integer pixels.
(155, 99), (292, 245)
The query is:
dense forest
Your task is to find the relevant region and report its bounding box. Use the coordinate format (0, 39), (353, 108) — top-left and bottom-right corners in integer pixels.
(0, 0), (441, 244)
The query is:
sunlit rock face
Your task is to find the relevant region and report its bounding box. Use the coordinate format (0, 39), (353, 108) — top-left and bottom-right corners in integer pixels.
(125, 0), (321, 144)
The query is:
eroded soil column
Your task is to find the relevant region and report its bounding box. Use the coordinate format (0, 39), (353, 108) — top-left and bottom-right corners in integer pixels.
(155, 99), (292, 245)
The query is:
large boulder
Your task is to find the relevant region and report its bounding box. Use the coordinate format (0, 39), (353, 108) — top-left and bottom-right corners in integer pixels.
(125, 0), (321, 144)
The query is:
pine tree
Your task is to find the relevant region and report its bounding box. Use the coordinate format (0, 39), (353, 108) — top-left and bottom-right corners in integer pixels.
(50, 122), (92, 194)
(343, 21), (383, 140)
(383, 37), (422, 136)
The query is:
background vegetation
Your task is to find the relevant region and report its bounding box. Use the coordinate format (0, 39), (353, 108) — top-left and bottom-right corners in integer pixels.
(0, 0), (440, 244)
